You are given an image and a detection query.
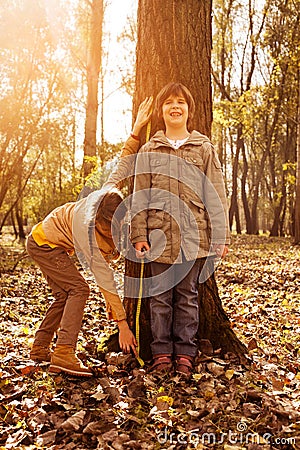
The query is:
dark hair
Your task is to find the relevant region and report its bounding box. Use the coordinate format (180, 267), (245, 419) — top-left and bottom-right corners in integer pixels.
(154, 82), (195, 131)
(96, 188), (126, 224)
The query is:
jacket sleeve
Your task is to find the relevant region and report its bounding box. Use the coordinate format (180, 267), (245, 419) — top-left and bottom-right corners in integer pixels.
(98, 289), (126, 321)
(103, 136), (140, 189)
(89, 251), (126, 321)
(202, 142), (231, 245)
(130, 148), (151, 244)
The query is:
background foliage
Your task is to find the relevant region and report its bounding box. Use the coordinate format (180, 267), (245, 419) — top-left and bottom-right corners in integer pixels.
(0, 0), (299, 239)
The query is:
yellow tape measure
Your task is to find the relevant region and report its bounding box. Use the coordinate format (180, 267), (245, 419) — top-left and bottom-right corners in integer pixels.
(135, 258), (145, 367)
(145, 113), (152, 142)
(135, 113), (152, 367)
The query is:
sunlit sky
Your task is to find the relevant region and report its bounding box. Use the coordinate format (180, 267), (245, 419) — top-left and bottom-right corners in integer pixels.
(102, 0), (137, 143)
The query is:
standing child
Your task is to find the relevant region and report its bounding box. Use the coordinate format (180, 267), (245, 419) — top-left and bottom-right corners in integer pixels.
(130, 83), (230, 378)
(27, 97), (152, 377)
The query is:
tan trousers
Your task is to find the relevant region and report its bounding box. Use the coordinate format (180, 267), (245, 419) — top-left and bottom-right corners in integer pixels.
(26, 235), (90, 348)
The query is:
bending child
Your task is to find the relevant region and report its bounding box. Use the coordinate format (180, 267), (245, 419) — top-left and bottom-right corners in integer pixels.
(130, 83), (230, 378)
(27, 97), (152, 377)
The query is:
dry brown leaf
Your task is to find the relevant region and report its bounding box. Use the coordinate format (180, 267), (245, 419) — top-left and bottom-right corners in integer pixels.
(60, 410), (86, 431)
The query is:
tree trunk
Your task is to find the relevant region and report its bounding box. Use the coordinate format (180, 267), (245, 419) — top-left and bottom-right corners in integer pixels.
(123, 258), (247, 362)
(270, 173), (286, 237)
(15, 205), (26, 241)
(197, 259), (247, 356)
(133, 0), (212, 139)
(124, 0), (247, 361)
(295, 68), (300, 244)
(82, 0), (103, 180)
(240, 136), (253, 234)
(229, 127), (242, 234)
(11, 210), (18, 239)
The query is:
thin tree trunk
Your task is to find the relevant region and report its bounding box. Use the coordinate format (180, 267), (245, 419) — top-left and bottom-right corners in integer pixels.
(11, 210), (18, 240)
(229, 126), (242, 234)
(268, 158), (286, 237)
(15, 205), (26, 241)
(241, 138), (254, 234)
(295, 68), (300, 244)
(0, 149), (43, 233)
(82, 0), (103, 180)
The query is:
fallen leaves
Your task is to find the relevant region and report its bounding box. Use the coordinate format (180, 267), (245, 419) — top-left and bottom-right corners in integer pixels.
(0, 233), (300, 449)
(60, 410), (86, 431)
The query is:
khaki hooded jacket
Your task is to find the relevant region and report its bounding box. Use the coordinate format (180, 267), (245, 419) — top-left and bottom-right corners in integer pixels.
(30, 136), (140, 321)
(130, 130), (230, 264)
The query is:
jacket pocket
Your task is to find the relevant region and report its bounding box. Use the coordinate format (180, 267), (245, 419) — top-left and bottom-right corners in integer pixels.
(147, 203), (165, 229)
(149, 156), (168, 173)
(182, 151), (204, 169)
(189, 199), (207, 229)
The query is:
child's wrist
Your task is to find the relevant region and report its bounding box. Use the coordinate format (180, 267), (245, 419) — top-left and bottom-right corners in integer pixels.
(117, 319), (128, 329)
(130, 131), (140, 141)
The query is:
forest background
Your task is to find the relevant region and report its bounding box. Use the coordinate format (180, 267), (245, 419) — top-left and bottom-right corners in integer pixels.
(0, 0), (300, 242)
(1, 1), (300, 448)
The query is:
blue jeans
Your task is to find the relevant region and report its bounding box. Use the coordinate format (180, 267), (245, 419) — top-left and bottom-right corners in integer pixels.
(149, 258), (202, 358)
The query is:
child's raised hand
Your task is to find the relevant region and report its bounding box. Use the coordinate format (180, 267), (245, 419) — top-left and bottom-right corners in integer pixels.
(131, 96), (153, 136)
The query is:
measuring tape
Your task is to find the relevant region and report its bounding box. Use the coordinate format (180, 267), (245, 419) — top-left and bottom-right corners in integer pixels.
(135, 113), (152, 367)
(135, 257), (145, 366)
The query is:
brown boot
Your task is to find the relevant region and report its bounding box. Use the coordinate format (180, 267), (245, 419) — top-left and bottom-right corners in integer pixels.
(30, 344), (52, 362)
(49, 345), (93, 377)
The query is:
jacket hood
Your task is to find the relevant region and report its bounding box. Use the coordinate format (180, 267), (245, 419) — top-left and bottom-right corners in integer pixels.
(73, 185), (113, 262)
(79, 186), (112, 228)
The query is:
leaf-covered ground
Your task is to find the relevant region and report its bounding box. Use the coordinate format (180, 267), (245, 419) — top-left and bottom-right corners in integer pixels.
(0, 230), (300, 450)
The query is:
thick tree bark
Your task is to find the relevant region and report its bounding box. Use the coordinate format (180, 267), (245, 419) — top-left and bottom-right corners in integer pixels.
(133, 0), (213, 139)
(295, 68), (300, 244)
(123, 258), (247, 362)
(196, 259), (247, 356)
(123, 0), (247, 361)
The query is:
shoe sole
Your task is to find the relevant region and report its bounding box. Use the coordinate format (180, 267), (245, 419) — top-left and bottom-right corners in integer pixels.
(49, 364), (93, 377)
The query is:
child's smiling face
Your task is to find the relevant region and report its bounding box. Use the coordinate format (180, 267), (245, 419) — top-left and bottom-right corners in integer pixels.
(162, 94), (189, 129)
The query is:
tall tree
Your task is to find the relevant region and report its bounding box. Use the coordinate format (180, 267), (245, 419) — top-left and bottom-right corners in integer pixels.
(295, 68), (300, 244)
(0, 0), (80, 234)
(133, 0), (212, 138)
(213, 0), (299, 237)
(82, 0), (104, 180)
(213, 0), (271, 235)
(123, 0), (247, 360)
(263, 2), (299, 236)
